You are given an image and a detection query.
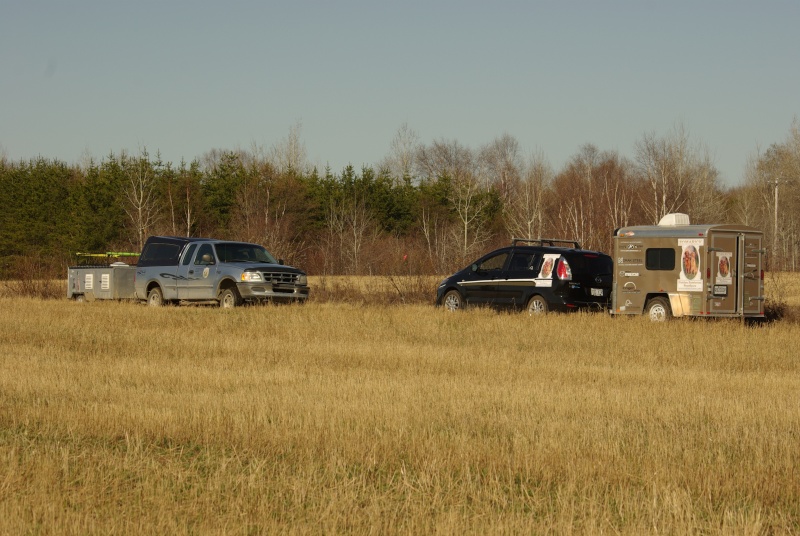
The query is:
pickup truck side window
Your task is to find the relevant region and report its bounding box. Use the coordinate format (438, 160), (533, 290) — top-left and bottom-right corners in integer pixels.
(181, 244), (197, 266)
(194, 244), (216, 265)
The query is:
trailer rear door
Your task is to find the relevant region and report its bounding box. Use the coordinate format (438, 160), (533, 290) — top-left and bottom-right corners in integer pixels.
(741, 233), (764, 316)
(708, 232), (764, 317)
(709, 232), (738, 314)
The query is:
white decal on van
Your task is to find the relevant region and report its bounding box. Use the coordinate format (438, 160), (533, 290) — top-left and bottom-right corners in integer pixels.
(539, 254), (559, 279)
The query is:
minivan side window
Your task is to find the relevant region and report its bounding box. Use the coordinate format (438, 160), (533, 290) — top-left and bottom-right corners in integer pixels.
(477, 252), (508, 272)
(646, 248), (676, 270)
(508, 252), (536, 271)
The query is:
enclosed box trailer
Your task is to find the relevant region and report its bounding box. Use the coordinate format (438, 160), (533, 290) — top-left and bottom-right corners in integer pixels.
(67, 253), (139, 301)
(611, 213), (765, 321)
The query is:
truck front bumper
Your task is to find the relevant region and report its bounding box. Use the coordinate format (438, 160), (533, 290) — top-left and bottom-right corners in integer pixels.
(236, 282), (310, 302)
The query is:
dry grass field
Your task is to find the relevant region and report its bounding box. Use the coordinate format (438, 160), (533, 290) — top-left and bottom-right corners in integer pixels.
(1, 274), (799, 534)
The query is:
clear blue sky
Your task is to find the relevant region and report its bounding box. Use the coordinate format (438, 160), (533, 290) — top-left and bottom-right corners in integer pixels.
(2, 1), (798, 186)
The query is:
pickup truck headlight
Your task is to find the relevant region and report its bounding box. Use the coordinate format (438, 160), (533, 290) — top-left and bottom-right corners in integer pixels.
(241, 271), (263, 282)
(297, 274), (307, 286)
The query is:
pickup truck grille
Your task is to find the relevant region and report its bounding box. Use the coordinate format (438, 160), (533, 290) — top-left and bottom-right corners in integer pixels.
(261, 271), (298, 285)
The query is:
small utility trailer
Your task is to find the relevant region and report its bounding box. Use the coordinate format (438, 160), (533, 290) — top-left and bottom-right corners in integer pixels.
(67, 253), (139, 302)
(611, 213), (765, 321)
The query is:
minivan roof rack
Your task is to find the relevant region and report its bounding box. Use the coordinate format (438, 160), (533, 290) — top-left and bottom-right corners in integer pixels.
(511, 238), (581, 249)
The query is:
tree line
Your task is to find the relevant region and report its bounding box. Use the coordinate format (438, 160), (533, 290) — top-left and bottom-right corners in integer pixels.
(1, 121), (799, 278)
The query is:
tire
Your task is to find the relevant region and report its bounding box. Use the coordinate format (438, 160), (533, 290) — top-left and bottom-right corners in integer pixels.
(442, 290), (463, 312)
(147, 286), (164, 307)
(73, 294), (85, 303)
(527, 295), (548, 315)
(219, 287), (241, 309)
(646, 297), (671, 322)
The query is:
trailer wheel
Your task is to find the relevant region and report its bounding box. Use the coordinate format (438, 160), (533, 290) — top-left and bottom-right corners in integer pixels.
(147, 286), (164, 307)
(219, 287), (241, 309)
(646, 297), (671, 322)
(73, 294), (85, 303)
(527, 295), (548, 315)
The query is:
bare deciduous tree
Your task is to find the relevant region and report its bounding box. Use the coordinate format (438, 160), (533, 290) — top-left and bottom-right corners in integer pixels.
(326, 197), (378, 274)
(449, 170), (490, 261)
(270, 121), (307, 175)
(382, 123), (419, 182)
(635, 125), (693, 224)
(685, 146), (726, 224)
(505, 150), (551, 240)
(122, 149), (161, 251)
(479, 133), (522, 198)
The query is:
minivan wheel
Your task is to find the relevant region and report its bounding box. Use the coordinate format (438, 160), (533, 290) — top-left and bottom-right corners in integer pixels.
(442, 290), (463, 312)
(646, 297), (671, 322)
(219, 288), (241, 309)
(147, 286), (164, 307)
(527, 295), (548, 315)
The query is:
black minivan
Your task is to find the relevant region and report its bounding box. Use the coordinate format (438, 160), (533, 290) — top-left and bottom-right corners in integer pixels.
(435, 239), (613, 314)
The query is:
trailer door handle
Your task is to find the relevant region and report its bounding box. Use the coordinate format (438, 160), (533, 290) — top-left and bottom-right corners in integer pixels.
(188, 270), (194, 274)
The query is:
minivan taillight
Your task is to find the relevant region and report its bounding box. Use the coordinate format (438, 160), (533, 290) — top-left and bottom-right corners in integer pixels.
(556, 257), (572, 280)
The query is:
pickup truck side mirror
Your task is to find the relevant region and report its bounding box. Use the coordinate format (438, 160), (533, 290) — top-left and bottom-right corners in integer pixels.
(278, 259), (284, 265)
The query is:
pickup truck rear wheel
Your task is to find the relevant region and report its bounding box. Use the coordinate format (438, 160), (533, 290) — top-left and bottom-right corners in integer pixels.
(219, 288), (241, 309)
(147, 286), (164, 307)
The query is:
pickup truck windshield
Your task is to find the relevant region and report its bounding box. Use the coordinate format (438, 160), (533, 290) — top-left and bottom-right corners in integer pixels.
(215, 242), (278, 264)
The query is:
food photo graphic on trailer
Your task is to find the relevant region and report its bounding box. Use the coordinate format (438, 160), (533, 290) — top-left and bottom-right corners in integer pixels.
(716, 252), (733, 286)
(678, 239), (704, 292)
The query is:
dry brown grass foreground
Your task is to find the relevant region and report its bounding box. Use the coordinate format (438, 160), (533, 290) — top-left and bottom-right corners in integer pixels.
(1, 296), (799, 534)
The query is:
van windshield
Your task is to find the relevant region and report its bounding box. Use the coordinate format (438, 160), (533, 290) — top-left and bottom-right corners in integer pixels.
(215, 243), (278, 264)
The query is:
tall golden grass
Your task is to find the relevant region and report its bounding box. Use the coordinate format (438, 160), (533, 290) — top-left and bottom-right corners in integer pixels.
(1, 275), (799, 533)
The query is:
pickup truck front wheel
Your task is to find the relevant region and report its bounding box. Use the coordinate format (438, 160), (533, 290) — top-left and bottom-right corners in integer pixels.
(219, 288), (241, 309)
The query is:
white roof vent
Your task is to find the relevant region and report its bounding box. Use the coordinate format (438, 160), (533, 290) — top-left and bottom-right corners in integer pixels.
(658, 213), (690, 226)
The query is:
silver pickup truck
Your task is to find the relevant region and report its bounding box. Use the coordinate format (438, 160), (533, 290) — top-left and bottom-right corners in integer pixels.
(133, 236), (309, 307)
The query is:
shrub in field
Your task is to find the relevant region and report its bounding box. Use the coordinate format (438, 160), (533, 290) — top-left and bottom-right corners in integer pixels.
(763, 271), (800, 323)
(0, 253), (63, 299)
(309, 275), (438, 305)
